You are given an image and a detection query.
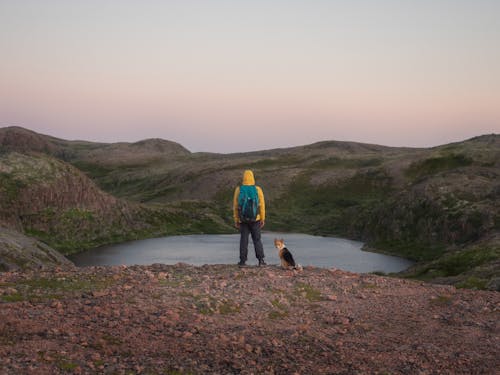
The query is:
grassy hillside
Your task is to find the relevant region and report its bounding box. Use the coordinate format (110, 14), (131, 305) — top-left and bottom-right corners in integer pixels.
(0, 151), (230, 255)
(1, 126), (498, 289)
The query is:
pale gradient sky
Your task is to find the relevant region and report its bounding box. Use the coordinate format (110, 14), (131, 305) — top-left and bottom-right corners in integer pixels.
(1, 0), (499, 152)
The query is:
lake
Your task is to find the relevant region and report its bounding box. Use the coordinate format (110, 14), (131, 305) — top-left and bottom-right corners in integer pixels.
(69, 232), (414, 273)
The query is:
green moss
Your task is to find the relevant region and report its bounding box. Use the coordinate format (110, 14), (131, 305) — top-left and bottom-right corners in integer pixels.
(456, 277), (488, 290)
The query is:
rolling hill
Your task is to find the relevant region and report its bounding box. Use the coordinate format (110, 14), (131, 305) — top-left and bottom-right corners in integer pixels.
(0, 126), (498, 289)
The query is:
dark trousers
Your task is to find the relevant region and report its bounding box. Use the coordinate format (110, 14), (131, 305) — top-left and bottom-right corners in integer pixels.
(239, 221), (265, 262)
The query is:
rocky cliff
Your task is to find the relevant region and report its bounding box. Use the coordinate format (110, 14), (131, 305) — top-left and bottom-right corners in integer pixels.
(0, 148), (230, 260)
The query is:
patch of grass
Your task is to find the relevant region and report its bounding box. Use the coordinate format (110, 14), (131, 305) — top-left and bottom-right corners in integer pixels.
(268, 170), (393, 236)
(270, 299), (286, 309)
(1, 275), (114, 302)
(101, 333), (123, 345)
(372, 239), (447, 262)
(24, 202), (231, 255)
(405, 153), (473, 179)
(311, 157), (382, 169)
(22, 277), (105, 291)
(268, 310), (289, 319)
(415, 246), (499, 278)
(0, 172), (26, 201)
(226, 155), (309, 171)
(188, 294), (218, 315)
(56, 359), (79, 372)
(1, 294), (25, 302)
(268, 297), (290, 319)
(294, 282), (323, 302)
(70, 161), (113, 179)
(164, 370), (195, 375)
(61, 208), (94, 221)
(361, 282), (377, 289)
(38, 351), (81, 372)
(247, 156), (303, 169)
(430, 294), (452, 306)
(218, 299), (240, 315)
(159, 280), (182, 288)
(456, 277), (488, 290)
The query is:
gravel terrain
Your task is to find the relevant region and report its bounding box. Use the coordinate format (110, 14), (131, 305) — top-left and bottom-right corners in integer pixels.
(1, 264), (498, 374)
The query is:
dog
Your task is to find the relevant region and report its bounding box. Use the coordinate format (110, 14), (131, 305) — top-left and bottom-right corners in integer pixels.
(274, 238), (302, 271)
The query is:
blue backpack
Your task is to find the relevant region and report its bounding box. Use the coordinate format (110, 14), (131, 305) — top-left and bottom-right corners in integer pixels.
(238, 185), (259, 223)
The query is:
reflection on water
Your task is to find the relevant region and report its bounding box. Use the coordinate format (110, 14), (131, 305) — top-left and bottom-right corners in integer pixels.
(69, 232), (414, 273)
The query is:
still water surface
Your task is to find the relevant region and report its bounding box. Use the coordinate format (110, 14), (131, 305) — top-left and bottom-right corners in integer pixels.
(70, 233), (413, 273)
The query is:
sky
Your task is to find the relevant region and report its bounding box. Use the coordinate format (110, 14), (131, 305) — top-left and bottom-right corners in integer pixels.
(1, 0), (499, 153)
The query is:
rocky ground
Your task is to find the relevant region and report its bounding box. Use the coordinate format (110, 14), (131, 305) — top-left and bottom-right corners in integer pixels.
(0, 264), (498, 374)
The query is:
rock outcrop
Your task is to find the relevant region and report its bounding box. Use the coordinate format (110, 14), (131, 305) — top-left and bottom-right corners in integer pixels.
(0, 149), (230, 255)
(0, 227), (73, 271)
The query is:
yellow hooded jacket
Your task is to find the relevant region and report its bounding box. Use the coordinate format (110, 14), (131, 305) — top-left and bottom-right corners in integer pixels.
(233, 170), (265, 224)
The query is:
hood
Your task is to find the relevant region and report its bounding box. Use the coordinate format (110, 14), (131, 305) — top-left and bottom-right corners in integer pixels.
(242, 170), (255, 185)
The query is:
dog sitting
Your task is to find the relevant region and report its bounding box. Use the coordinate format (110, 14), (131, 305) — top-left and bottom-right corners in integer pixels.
(274, 238), (302, 270)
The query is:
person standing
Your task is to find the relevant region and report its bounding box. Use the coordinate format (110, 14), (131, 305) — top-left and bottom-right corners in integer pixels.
(233, 170), (266, 266)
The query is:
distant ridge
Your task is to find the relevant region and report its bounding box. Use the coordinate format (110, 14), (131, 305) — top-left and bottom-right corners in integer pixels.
(0, 126), (191, 164)
(1, 125), (498, 157)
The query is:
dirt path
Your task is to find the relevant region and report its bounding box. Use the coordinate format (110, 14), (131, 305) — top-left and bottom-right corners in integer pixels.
(1, 264), (498, 374)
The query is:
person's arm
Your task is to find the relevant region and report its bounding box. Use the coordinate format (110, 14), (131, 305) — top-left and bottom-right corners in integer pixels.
(233, 186), (240, 227)
(257, 186), (265, 227)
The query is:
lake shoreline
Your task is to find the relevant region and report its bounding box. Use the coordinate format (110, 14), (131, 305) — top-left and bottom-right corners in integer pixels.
(69, 232), (414, 273)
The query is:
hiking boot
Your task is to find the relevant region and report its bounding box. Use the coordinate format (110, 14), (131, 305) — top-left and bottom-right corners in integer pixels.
(238, 261), (246, 267)
(258, 259), (267, 266)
